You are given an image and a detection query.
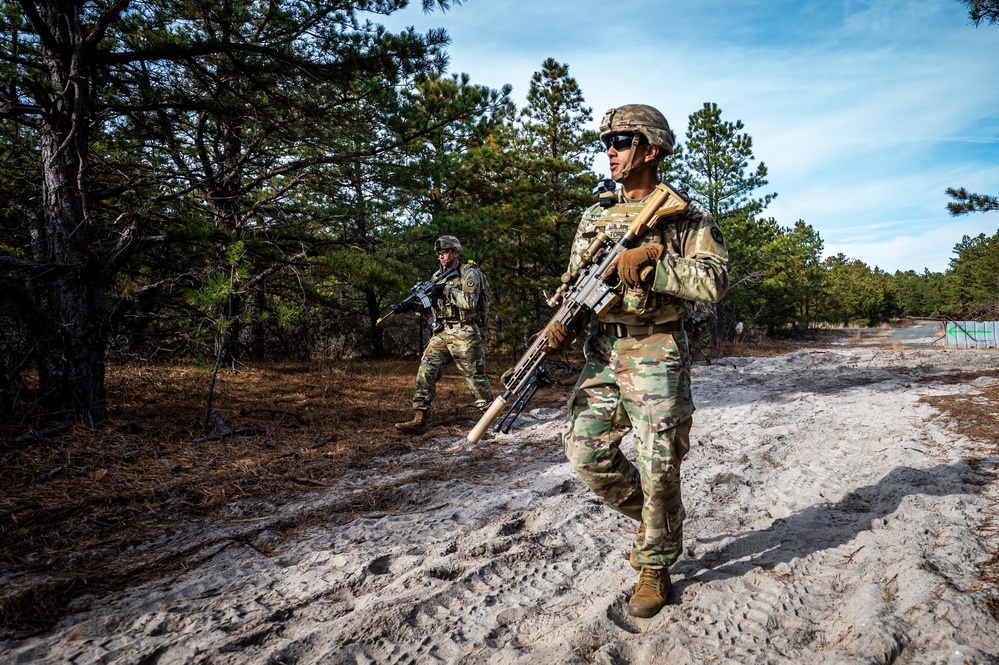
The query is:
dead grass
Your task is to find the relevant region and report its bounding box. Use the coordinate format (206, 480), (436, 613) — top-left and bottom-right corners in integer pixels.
(714, 331), (838, 359)
(920, 378), (999, 619)
(0, 356), (572, 637)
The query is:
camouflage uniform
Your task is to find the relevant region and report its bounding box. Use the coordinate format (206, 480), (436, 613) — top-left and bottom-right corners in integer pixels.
(686, 301), (716, 364)
(411, 262), (492, 410)
(564, 189), (728, 569)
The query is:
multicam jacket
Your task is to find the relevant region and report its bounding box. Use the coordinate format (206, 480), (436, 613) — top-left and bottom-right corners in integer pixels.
(429, 262), (486, 326)
(568, 188), (729, 326)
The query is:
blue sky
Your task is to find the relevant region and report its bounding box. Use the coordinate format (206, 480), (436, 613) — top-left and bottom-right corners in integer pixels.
(381, 0), (999, 273)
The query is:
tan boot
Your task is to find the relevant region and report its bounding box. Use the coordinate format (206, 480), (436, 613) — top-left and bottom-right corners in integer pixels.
(626, 567), (671, 618)
(394, 410), (428, 435)
(629, 521), (646, 570)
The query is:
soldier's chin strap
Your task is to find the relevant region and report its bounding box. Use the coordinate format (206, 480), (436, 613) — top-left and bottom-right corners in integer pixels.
(612, 134), (659, 183)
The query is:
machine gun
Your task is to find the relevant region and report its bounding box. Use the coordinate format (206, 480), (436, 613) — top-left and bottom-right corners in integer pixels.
(467, 182), (688, 444)
(376, 262), (466, 326)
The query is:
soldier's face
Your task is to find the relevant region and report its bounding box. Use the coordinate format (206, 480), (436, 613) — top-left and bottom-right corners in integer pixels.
(607, 139), (656, 180)
(437, 248), (458, 268)
(605, 133), (630, 177)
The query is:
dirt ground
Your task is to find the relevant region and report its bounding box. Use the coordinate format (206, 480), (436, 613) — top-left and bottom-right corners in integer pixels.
(2, 323), (999, 664)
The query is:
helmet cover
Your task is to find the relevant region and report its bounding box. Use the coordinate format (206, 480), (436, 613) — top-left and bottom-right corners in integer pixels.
(600, 104), (675, 155)
(434, 235), (462, 252)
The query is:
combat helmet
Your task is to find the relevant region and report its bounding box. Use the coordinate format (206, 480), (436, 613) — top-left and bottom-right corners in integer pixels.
(434, 235), (462, 252)
(600, 104), (675, 181)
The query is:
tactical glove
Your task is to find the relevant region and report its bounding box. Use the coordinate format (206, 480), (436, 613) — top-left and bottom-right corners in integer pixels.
(603, 245), (665, 287)
(394, 300), (418, 314)
(544, 318), (583, 355)
(429, 282), (446, 301)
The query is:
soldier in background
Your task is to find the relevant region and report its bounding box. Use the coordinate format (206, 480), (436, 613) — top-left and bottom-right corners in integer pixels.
(395, 236), (492, 435)
(545, 105), (728, 618)
(686, 301), (717, 364)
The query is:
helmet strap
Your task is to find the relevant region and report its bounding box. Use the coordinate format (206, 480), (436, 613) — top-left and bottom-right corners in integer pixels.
(613, 134), (655, 183)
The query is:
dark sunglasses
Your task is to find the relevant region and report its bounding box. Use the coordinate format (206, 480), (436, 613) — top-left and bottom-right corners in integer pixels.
(602, 133), (636, 151)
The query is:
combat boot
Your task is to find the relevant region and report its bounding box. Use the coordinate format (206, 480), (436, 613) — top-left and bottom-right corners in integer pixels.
(629, 522), (646, 570)
(394, 409), (428, 435)
(626, 567), (671, 618)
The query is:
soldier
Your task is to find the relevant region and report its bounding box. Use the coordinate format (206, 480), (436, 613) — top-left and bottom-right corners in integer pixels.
(686, 300), (717, 364)
(546, 105), (728, 617)
(395, 235), (493, 435)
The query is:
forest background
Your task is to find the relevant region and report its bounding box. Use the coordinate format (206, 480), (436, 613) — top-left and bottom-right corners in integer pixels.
(2, 0), (998, 424)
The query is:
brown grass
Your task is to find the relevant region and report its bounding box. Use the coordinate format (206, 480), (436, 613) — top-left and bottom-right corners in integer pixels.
(0, 356), (573, 637)
(920, 378), (999, 618)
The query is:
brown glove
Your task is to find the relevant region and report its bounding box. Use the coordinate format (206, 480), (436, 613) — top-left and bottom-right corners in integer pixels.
(544, 319), (582, 355)
(603, 245), (665, 287)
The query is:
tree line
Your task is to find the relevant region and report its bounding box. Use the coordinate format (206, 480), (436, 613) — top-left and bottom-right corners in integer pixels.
(2, 1), (997, 422)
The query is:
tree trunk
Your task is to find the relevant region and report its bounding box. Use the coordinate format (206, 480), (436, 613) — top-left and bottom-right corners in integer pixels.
(32, 2), (108, 421)
(34, 273), (108, 421)
(250, 286), (267, 360)
(366, 288), (385, 357)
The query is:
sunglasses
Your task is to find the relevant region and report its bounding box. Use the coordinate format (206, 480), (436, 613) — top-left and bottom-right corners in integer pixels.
(602, 133), (636, 151)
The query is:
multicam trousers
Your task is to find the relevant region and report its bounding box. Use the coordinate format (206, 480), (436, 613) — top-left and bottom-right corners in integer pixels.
(691, 321), (713, 362)
(412, 323), (492, 411)
(564, 329), (693, 569)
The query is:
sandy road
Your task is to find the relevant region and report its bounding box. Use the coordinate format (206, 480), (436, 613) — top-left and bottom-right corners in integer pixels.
(3, 340), (999, 664)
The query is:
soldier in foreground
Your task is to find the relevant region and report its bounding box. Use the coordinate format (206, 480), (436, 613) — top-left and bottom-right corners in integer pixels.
(394, 236), (492, 435)
(548, 105), (728, 617)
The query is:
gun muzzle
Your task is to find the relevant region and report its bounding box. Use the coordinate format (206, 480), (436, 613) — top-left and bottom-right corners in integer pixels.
(467, 394), (509, 444)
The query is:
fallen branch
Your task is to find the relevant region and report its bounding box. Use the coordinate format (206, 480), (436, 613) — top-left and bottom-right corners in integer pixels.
(240, 408), (309, 425)
(289, 476), (328, 487)
(14, 426), (70, 444)
(33, 466), (64, 484)
(192, 426), (267, 443)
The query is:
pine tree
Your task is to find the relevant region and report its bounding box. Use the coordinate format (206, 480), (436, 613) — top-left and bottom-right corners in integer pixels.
(945, 187), (999, 215)
(947, 232), (999, 312)
(0, 0), (463, 420)
(945, 2), (999, 214)
(820, 255), (894, 327)
(960, 0), (999, 25)
(491, 58), (600, 349)
(676, 102), (775, 221)
(670, 102), (792, 334)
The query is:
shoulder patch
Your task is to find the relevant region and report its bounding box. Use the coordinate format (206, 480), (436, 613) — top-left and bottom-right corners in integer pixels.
(711, 226), (725, 246)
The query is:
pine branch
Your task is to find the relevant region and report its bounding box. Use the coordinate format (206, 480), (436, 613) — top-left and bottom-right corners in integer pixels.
(945, 187), (999, 216)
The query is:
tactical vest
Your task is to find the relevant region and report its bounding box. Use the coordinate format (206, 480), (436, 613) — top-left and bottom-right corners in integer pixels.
(571, 196), (692, 325)
(431, 263), (486, 326)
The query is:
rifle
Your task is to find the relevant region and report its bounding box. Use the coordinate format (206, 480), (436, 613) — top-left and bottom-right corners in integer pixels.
(376, 262), (465, 326)
(467, 182), (688, 444)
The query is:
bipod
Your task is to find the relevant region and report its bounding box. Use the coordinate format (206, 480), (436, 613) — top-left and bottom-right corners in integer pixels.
(494, 365), (551, 434)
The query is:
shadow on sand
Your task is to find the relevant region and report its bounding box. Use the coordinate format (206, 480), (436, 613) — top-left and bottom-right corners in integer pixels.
(677, 460), (993, 584)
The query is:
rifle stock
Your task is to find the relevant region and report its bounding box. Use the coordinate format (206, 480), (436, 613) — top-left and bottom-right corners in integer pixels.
(466, 182), (688, 444)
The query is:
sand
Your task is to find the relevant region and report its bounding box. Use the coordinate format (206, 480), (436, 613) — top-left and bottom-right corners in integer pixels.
(4, 326), (999, 664)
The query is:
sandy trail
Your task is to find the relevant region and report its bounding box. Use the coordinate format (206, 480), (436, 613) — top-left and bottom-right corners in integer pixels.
(4, 334), (999, 664)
